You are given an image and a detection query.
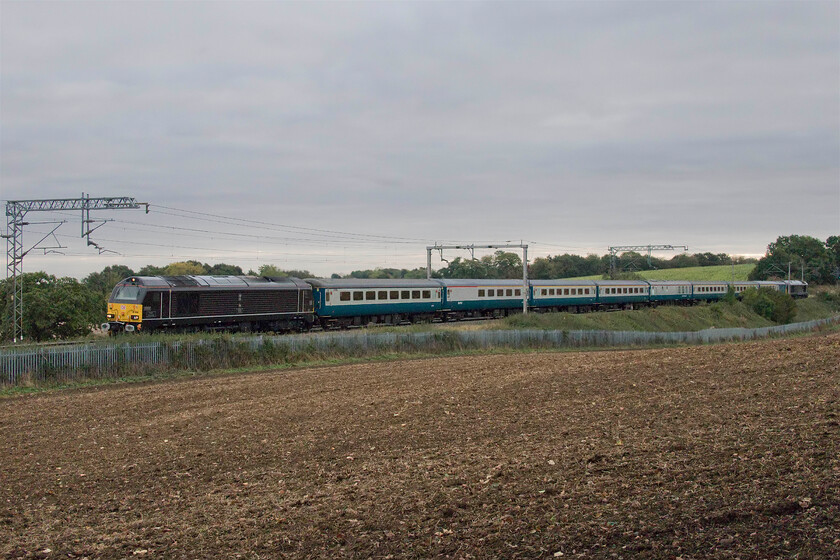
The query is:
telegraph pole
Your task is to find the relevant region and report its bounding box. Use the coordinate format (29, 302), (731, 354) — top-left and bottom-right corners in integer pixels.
(4, 194), (149, 342)
(426, 243), (530, 314)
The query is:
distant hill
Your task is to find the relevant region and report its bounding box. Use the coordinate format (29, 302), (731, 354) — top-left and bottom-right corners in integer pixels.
(573, 263), (756, 282)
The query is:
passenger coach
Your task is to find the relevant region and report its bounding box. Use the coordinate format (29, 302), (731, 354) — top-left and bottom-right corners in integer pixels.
(530, 280), (597, 311)
(438, 279), (527, 319)
(306, 278), (443, 327)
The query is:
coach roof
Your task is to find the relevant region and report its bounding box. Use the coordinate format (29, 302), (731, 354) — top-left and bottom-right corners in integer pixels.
(305, 278), (443, 289)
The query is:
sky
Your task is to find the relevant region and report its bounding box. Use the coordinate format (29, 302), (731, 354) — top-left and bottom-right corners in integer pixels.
(2, 1), (839, 279)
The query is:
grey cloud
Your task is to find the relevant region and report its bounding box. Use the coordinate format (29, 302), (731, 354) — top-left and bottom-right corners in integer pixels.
(1, 1), (838, 278)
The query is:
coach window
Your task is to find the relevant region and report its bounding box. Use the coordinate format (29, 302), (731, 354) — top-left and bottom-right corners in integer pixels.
(515, 289), (521, 296)
(506, 289), (512, 296)
(340, 292), (351, 302)
(326, 292), (331, 302)
(390, 290), (399, 299)
(479, 289), (486, 297)
(378, 291), (388, 300)
(353, 292), (364, 301)
(489, 289), (496, 297)
(366, 291), (376, 300)
(401, 290), (410, 299)
(422, 290), (431, 299)
(411, 290), (420, 299)
(540, 289), (546, 296)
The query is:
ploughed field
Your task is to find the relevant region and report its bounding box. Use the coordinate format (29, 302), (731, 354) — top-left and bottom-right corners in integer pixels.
(2, 335), (839, 559)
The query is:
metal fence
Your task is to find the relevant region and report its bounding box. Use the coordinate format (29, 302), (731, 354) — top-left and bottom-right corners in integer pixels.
(2, 316), (837, 387)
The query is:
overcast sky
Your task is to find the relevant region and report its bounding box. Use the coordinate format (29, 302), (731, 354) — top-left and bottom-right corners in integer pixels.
(2, 1), (838, 278)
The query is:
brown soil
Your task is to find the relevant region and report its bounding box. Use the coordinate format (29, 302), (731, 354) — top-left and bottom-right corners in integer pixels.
(1, 334), (838, 559)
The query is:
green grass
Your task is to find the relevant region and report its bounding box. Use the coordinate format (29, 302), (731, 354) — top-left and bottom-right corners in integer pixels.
(498, 301), (776, 332)
(574, 264), (756, 281)
(793, 286), (840, 322)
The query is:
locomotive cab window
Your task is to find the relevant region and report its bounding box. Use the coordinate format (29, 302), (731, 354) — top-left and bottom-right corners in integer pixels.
(113, 286), (141, 302)
(142, 291), (161, 319)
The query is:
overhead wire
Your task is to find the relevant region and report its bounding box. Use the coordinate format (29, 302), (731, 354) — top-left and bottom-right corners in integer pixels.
(150, 204), (444, 244)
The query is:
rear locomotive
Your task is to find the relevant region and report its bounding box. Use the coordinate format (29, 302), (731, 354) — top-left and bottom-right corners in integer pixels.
(102, 275), (314, 334)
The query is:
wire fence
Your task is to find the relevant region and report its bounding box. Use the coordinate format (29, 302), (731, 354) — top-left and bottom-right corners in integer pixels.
(2, 316), (838, 387)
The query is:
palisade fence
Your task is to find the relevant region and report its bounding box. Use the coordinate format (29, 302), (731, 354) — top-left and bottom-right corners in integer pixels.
(1, 316), (838, 387)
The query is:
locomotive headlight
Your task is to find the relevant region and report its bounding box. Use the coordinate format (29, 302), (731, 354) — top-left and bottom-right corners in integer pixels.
(106, 313), (115, 319)
(130, 315), (140, 321)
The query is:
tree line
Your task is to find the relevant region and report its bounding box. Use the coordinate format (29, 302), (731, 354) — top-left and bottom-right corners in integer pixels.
(0, 235), (837, 342)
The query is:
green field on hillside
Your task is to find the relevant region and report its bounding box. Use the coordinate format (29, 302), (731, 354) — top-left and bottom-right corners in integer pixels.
(574, 263), (756, 281)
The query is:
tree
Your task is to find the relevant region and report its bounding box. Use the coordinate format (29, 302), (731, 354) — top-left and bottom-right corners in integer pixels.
(827, 236), (840, 283)
(205, 263), (244, 276)
(749, 235), (834, 284)
(491, 251), (523, 279)
(258, 264), (313, 278)
(164, 261), (207, 276)
(0, 272), (101, 342)
(83, 265), (135, 313)
(741, 287), (797, 324)
(438, 257), (493, 279)
(138, 264), (166, 276)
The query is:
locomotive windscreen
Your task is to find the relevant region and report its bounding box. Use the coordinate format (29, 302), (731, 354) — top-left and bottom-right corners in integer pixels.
(112, 286), (142, 302)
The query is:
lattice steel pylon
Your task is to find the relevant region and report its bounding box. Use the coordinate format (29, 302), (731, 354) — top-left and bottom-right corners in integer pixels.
(4, 194), (148, 343)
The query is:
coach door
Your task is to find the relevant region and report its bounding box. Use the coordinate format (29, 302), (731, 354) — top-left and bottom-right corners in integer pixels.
(161, 291), (171, 319)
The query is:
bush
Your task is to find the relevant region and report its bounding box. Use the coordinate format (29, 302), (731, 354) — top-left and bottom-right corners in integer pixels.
(741, 288), (797, 324)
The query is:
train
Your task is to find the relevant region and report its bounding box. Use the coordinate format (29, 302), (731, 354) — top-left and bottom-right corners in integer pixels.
(101, 275), (808, 334)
